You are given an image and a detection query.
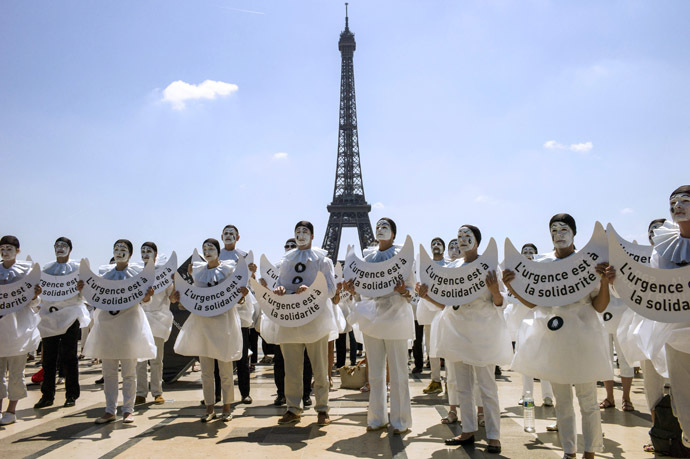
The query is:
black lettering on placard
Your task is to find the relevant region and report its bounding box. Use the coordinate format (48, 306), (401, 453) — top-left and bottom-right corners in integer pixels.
(109, 310), (120, 316)
(292, 277), (303, 285)
(295, 263), (306, 273)
(547, 316), (564, 331)
(49, 306), (58, 313)
(603, 312), (613, 322)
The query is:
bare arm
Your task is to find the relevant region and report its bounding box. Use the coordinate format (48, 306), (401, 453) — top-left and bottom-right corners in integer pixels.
(592, 263), (616, 313)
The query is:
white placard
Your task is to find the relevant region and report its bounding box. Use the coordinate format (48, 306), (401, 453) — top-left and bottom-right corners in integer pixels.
(150, 252), (177, 294)
(607, 224), (690, 323)
(39, 270), (80, 301)
(260, 254), (280, 290)
(80, 259), (155, 311)
(614, 236), (653, 265)
(251, 272), (329, 327)
(418, 238), (498, 306)
(173, 256), (248, 317)
(344, 235), (414, 298)
(246, 250), (254, 266)
(0, 263), (41, 315)
(503, 221), (609, 307)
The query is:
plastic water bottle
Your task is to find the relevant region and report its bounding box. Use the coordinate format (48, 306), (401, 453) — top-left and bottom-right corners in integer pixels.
(523, 391), (535, 433)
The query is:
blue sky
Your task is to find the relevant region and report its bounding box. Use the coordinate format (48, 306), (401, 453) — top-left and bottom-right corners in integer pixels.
(1, 0), (689, 266)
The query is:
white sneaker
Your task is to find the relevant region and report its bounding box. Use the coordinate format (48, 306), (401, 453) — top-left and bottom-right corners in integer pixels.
(0, 412), (17, 425)
(543, 396), (554, 407)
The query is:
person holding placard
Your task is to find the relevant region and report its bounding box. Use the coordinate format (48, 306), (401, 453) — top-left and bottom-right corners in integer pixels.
(503, 214), (616, 459)
(419, 225), (510, 453)
(347, 217), (416, 435)
(134, 242), (173, 406)
(82, 239), (157, 424)
(34, 237), (90, 410)
(171, 238), (248, 422)
(270, 221), (337, 427)
(0, 236), (41, 426)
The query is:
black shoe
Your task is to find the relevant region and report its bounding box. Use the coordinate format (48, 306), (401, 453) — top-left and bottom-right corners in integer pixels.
(34, 397), (54, 409)
(487, 444), (502, 454)
(411, 367), (423, 374)
(95, 377), (104, 384)
(241, 395), (252, 404)
(64, 397), (76, 408)
(494, 366), (502, 376)
(303, 396), (312, 407)
(274, 395), (286, 406)
(445, 435), (475, 446)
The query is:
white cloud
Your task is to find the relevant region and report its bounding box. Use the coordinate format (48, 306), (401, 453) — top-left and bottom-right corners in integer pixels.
(570, 142), (593, 153)
(474, 195), (491, 203)
(272, 152), (288, 160)
(544, 140), (566, 150)
(372, 202), (385, 209)
(544, 140), (593, 153)
(620, 207), (634, 215)
(162, 80), (238, 110)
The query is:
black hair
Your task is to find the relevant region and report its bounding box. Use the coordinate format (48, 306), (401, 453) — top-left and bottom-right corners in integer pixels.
(113, 239), (133, 256)
(294, 221), (314, 235)
(203, 238), (221, 254)
(431, 237), (445, 250)
(460, 224), (482, 246)
(670, 185), (690, 199)
(378, 217), (397, 238)
(549, 213), (577, 236)
(285, 238), (297, 245)
(521, 243), (538, 253)
(223, 224), (239, 234)
(649, 218), (666, 231)
(141, 241), (158, 254)
(55, 236), (72, 251)
(0, 235), (20, 249)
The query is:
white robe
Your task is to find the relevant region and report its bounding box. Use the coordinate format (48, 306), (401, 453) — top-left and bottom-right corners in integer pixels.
(38, 260), (91, 338)
(416, 257), (448, 326)
(220, 247), (257, 328)
(0, 261), (40, 357)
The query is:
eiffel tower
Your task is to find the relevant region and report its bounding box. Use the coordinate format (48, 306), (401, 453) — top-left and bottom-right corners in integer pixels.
(322, 4), (376, 262)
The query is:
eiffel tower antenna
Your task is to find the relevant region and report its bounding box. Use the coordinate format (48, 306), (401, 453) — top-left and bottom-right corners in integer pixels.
(322, 5), (376, 261)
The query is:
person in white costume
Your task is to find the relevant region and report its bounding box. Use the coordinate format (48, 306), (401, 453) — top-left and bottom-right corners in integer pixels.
(598, 296), (634, 412)
(82, 239), (156, 424)
(172, 238), (247, 422)
(34, 237), (90, 410)
(0, 235), (41, 426)
(219, 224), (257, 405)
(415, 237), (447, 394)
(270, 221), (337, 427)
(504, 214), (616, 459)
(347, 217), (416, 435)
(447, 238), (461, 262)
(503, 243), (554, 407)
(134, 242), (173, 406)
(419, 225), (510, 454)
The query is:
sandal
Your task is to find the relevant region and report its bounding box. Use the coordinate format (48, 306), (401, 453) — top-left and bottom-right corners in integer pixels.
(622, 399), (634, 412)
(441, 411), (458, 424)
(478, 412), (485, 427)
(642, 443), (654, 453)
(599, 398), (615, 409)
(360, 382), (370, 393)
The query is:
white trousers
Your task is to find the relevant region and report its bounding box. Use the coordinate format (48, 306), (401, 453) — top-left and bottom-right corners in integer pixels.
(667, 344), (690, 434)
(136, 337), (165, 397)
(522, 375), (554, 400)
(642, 359), (667, 411)
(608, 334), (634, 378)
(0, 355), (28, 401)
(449, 361), (500, 439)
(362, 335), (412, 430)
(551, 382), (603, 454)
(447, 364), (483, 407)
(423, 326), (441, 382)
(102, 358), (137, 415)
(199, 357), (234, 406)
(282, 337), (329, 414)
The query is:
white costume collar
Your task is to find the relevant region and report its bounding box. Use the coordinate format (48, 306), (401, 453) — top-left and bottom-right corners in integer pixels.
(653, 221), (690, 265)
(282, 247), (327, 264)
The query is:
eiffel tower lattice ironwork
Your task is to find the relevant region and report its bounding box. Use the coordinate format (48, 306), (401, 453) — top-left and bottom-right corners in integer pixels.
(322, 4), (376, 262)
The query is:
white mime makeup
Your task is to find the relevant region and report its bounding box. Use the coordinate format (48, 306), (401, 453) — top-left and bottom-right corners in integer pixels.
(670, 193), (690, 223)
(551, 222), (574, 249)
(203, 243), (219, 262)
(54, 241), (71, 258)
(222, 227), (238, 245)
(113, 242), (131, 263)
(294, 226), (312, 248)
(431, 239), (444, 255)
(447, 239), (460, 260)
(141, 245), (156, 264)
(0, 244), (17, 262)
(457, 227), (476, 252)
(376, 219), (393, 242)
(521, 246), (537, 261)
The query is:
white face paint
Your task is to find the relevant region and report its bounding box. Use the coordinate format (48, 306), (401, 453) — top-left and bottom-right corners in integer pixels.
(222, 227), (238, 245)
(0, 244), (18, 262)
(457, 227), (477, 252)
(376, 220), (393, 242)
(294, 226), (312, 248)
(447, 239), (460, 260)
(203, 242), (219, 262)
(113, 242), (131, 263)
(550, 222), (574, 249)
(670, 193), (690, 223)
(648, 222), (664, 245)
(431, 239), (444, 255)
(54, 241), (71, 258)
(521, 246), (537, 261)
(141, 245), (156, 264)
(284, 240), (297, 252)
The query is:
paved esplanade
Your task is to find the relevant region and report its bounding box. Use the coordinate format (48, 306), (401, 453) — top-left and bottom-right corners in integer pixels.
(0, 357), (654, 458)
